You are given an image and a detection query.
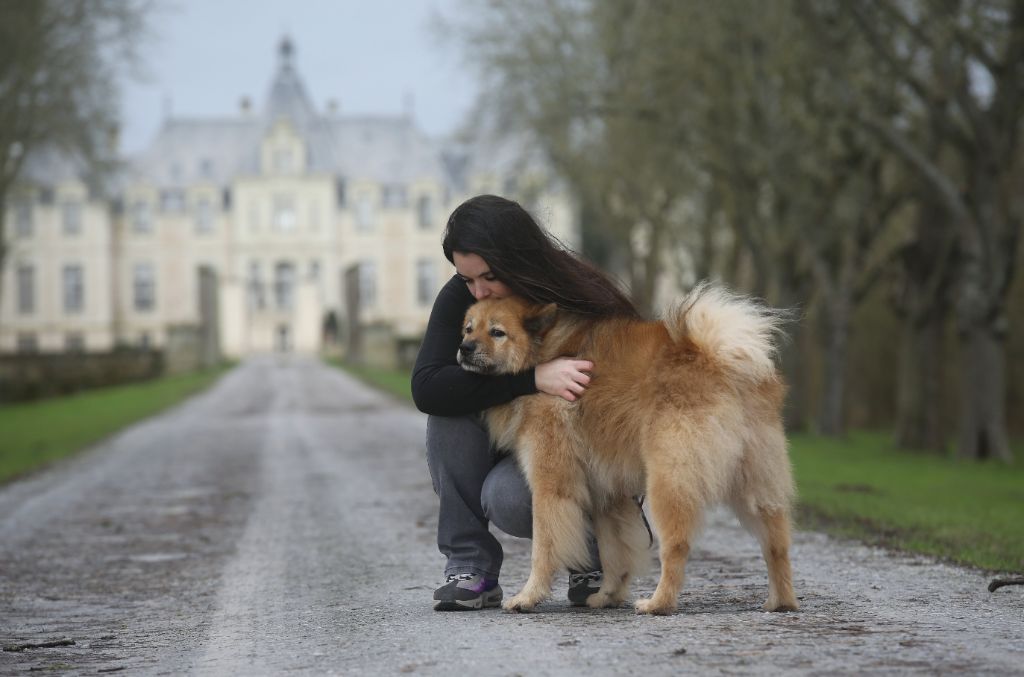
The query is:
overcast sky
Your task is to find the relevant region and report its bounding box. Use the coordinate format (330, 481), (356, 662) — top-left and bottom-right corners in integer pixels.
(119, 0), (478, 155)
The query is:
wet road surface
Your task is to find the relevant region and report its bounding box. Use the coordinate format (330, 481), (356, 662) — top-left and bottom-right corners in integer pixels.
(1, 357), (1021, 675)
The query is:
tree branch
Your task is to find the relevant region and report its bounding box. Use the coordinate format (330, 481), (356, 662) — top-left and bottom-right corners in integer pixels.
(846, 3), (933, 104)
(857, 112), (973, 233)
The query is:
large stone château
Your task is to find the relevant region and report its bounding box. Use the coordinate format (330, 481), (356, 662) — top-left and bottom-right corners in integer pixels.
(1, 38), (575, 360)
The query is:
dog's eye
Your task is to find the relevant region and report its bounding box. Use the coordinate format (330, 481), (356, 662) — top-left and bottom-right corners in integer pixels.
(489, 328), (506, 338)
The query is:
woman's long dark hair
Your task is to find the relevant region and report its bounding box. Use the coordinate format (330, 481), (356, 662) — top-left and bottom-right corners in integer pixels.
(443, 195), (639, 318)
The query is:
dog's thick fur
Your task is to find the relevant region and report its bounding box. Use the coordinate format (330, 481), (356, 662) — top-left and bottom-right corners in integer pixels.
(457, 283), (798, 615)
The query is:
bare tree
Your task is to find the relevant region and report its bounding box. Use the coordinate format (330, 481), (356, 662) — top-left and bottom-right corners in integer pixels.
(697, 1), (907, 436)
(452, 0), (1022, 450)
(846, 0), (1024, 461)
(0, 0), (147, 307)
(449, 0), (703, 315)
(687, 1), (820, 429)
(890, 193), (958, 452)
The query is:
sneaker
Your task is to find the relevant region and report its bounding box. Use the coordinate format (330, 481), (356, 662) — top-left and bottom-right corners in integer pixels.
(567, 570), (603, 606)
(433, 573), (503, 611)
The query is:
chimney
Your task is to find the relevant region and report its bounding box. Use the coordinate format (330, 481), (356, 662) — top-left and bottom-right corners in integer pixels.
(240, 96), (252, 115)
(327, 98), (339, 115)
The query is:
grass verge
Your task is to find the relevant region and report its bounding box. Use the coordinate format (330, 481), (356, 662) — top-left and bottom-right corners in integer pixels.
(790, 431), (1024, 572)
(0, 365), (232, 484)
(319, 360), (1024, 573)
(326, 358), (414, 403)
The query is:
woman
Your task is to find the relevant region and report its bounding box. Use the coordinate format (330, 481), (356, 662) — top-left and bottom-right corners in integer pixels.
(412, 194), (641, 611)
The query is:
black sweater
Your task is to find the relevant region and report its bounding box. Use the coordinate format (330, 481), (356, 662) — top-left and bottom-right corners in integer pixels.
(411, 275), (537, 416)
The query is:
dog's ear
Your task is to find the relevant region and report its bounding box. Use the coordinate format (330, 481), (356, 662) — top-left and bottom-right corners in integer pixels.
(523, 303), (558, 337)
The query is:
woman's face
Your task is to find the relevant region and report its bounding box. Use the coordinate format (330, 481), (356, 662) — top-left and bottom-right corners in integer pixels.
(453, 251), (512, 301)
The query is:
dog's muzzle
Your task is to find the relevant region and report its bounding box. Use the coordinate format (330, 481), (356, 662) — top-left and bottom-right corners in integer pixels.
(459, 340), (477, 359)
(457, 341), (491, 373)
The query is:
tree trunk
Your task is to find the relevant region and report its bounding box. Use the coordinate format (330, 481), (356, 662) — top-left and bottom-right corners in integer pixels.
(779, 321), (809, 433)
(818, 294), (851, 437)
(627, 218), (666, 318)
(693, 185), (720, 283)
(953, 172), (1015, 462)
(776, 266), (811, 432)
(956, 323), (1013, 462)
(894, 312), (948, 452)
(0, 188), (8, 318)
(892, 197), (955, 453)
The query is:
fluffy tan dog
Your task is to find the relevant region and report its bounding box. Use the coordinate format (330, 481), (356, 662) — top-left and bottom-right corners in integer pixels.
(457, 283), (798, 615)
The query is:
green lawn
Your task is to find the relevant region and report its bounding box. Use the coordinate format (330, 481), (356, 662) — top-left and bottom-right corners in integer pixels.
(323, 361), (1024, 573)
(0, 365), (232, 484)
(790, 432), (1024, 572)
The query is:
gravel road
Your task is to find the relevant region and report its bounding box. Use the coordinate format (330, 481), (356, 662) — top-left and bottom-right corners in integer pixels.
(1, 356), (1021, 675)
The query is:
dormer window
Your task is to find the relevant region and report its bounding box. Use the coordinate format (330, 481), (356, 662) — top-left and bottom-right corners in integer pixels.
(273, 148), (294, 174)
(62, 201), (82, 235)
(260, 122), (306, 176)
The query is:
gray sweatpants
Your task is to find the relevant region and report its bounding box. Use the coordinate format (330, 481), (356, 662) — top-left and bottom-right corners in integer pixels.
(425, 413), (598, 579)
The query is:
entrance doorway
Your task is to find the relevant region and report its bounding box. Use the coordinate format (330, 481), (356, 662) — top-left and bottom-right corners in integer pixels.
(276, 324), (291, 352)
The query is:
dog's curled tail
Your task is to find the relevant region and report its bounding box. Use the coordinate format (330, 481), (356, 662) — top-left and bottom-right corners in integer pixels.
(664, 282), (788, 384)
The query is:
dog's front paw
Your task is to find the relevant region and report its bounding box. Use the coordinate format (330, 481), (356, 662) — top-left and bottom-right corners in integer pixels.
(634, 597), (676, 616)
(502, 594), (538, 612)
(585, 590), (625, 609)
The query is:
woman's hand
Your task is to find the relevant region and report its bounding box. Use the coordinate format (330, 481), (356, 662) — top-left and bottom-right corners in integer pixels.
(535, 358), (594, 402)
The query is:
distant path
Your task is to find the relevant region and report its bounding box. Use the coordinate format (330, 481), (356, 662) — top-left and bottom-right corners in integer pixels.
(1, 357), (1021, 675)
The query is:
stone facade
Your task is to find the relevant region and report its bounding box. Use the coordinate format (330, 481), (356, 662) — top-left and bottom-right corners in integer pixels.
(0, 38), (576, 359)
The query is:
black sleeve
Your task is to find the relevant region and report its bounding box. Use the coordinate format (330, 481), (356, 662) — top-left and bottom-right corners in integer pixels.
(411, 275), (537, 416)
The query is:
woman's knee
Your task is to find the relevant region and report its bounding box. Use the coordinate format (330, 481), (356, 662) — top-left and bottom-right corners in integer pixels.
(425, 414), (493, 494)
(426, 414), (490, 465)
(481, 455), (532, 538)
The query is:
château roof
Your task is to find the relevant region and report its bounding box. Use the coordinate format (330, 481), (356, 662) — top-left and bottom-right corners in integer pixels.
(130, 36), (456, 189)
(17, 146), (92, 186)
(263, 36), (317, 134)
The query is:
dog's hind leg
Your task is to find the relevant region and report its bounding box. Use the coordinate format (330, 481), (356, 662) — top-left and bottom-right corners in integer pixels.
(731, 500), (799, 612)
(634, 472), (703, 615)
(730, 423), (798, 612)
(588, 495), (651, 608)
